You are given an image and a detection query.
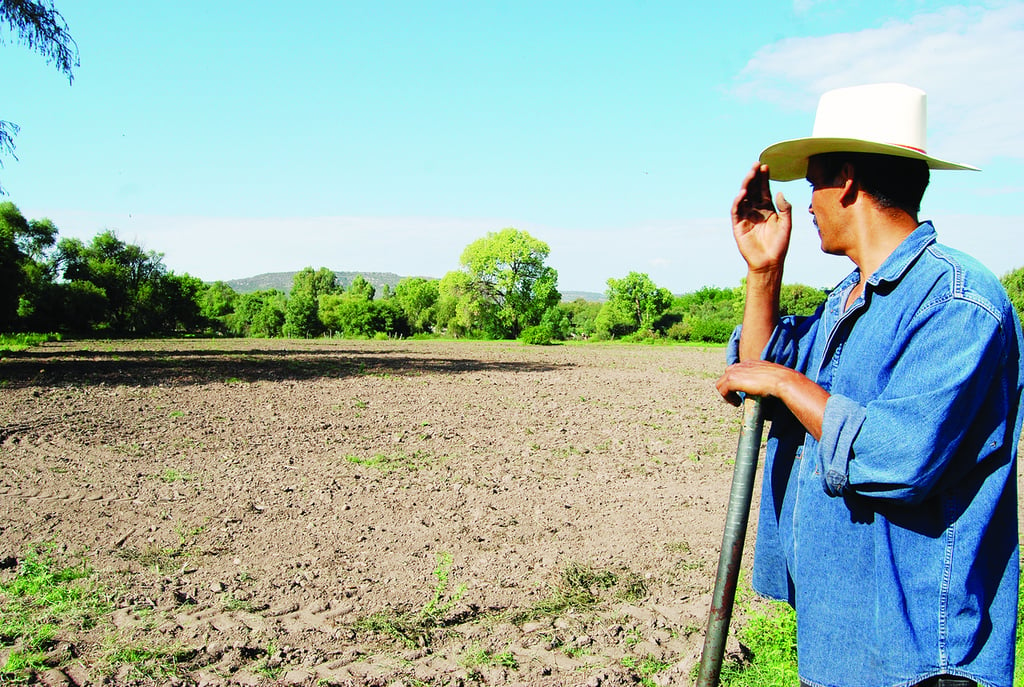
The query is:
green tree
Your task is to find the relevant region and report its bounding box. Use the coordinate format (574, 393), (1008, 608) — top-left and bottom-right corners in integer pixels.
(436, 270), (484, 338)
(456, 227), (560, 338)
(600, 272), (672, 337)
(394, 277), (439, 334)
(1, 0), (79, 192)
(283, 267), (339, 338)
(0, 205), (63, 332)
(318, 295), (407, 338)
(560, 298), (603, 339)
(1002, 267), (1024, 321)
(55, 230), (195, 335)
(779, 283), (828, 317)
(346, 275), (375, 301)
(664, 286), (742, 343)
(199, 281), (238, 320)
(230, 290), (285, 337)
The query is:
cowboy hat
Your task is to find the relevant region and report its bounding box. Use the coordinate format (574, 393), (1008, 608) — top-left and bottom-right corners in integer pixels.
(759, 83), (979, 181)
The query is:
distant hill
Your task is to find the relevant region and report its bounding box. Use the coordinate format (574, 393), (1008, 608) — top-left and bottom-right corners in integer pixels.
(224, 271), (605, 302)
(561, 290), (605, 302)
(225, 271), (406, 295)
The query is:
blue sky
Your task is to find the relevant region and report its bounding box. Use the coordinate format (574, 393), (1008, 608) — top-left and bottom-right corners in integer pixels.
(4, 0), (1023, 293)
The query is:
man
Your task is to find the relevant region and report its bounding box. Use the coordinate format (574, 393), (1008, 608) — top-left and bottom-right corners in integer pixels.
(716, 83), (1022, 687)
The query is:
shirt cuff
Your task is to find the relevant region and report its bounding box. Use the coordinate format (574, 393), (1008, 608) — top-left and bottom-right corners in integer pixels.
(818, 393), (867, 496)
(726, 324), (742, 364)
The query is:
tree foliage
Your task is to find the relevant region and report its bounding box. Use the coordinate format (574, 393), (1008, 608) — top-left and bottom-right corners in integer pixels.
(1, 0), (79, 190)
(453, 227), (560, 338)
(394, 277), (439, 334)
(1002, 267), (1024, 321)
(599, 272), (673, 338)
(55, 230), (200, 335)
(0, 207), (885, 346)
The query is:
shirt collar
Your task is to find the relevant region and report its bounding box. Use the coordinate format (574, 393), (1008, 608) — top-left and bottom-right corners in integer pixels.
(866, 221), (937, 287)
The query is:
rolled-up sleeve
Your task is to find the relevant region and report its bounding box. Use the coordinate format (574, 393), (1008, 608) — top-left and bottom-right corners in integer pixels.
(815, 300), (1007, 503)
(818, 394), (866, 496)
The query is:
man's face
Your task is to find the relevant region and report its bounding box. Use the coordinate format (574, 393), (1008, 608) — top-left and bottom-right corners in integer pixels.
(805, 157), (847, 256)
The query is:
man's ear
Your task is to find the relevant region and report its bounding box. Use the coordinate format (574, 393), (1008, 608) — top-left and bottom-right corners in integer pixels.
(839, 162), (858, 206)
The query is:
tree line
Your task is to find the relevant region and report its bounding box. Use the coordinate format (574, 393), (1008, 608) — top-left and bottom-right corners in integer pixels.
(11, 202), (1022, 344)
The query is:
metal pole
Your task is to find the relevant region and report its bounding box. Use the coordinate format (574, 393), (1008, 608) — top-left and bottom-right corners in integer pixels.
(695, 396), (766, 687)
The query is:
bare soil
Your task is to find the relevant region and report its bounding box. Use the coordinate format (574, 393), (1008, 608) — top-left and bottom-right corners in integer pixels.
(0, 339), (795, 685)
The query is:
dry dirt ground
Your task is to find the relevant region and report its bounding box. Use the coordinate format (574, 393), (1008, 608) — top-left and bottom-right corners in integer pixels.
(0, 338), (883, 685)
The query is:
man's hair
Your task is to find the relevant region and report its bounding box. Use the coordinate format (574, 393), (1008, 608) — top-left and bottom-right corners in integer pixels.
(813, 152), (930, 216)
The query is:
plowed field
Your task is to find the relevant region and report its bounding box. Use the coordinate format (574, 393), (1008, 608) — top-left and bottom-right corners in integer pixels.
(2, 339), (765, 686)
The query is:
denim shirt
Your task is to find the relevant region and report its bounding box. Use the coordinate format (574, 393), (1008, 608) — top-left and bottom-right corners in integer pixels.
(728, 223), (1023, 687)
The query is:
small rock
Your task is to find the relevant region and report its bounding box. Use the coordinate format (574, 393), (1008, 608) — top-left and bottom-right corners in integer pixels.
(280, 669), (312, 685)
(37, 668), (71, 687)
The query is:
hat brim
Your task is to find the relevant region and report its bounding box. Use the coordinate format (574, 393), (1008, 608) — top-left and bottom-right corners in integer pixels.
(759, 137), (979, 182)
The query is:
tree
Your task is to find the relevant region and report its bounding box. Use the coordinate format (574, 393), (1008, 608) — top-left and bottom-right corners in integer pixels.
(394, 277), (439, 334)
(0, 201), (58, 330)
(560, 298), (602, 339)
(1, 0), (79, 191)
(663, 286), (742, 343)
(283, 267), (339, 338)
(346, 275), (375, 302)
(230, 290), (285, 337)
(456, 227), (560, 338)
(779, 283), (828, 317)
(600, 272), (672, 337)
(199, 281), (238, 321)
(1002, 267), (1024, 320)
(437, 270), (483, 338)
(56, 230), (178, 335)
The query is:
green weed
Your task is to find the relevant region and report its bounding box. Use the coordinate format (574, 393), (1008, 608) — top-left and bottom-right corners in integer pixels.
(158, 467), (192, 483)
(622, 655), (671, 686)
(460, 642), (519, 671)
(720, 562), (1024, 686)
(0, 332), (60, 354)
(0, 545), (109, 682)
(102, 644), (195, 681)
(344, 450), (435, 472)
(352, 552), (467, 648)
(1016, 562), (1024, 686)
(514, 563), (646, 623)
(718, 598), (798, 687)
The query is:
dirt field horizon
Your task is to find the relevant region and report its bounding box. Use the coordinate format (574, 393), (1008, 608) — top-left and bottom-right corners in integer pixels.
(5, 338), (1012, 686)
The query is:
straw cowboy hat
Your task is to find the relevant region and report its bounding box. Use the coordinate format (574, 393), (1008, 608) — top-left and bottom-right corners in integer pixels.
(759, 82), (978, 181)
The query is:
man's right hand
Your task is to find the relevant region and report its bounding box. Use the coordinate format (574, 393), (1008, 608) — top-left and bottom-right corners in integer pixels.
(731, 163), (793, 272)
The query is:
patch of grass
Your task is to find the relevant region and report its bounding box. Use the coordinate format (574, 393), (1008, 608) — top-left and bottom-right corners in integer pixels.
(344, 450), (436, 472)
(1016, 560), (1024, 686)
(102, 644), (195, 682)
(0, 545), (109, 683)
(622, 654), (671, 686)
(158, 467), (193, 483)
(513, 563), (648, 623)
(0, 332), (61, 354)
(221, 594), (253, 612)
(720, 562), (1024, 686)
(352, 552), (467, 648)
(460, 642), (519, 671)
(718, 598), (798, 687)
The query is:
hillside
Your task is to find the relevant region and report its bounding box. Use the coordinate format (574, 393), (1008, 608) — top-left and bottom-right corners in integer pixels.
(225, 271), (407, 295)
(224, 271), (604, 301)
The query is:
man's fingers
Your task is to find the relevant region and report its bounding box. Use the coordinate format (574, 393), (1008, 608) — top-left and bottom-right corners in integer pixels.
(776, 191), (792, 215)
(757, 164), (772, 202)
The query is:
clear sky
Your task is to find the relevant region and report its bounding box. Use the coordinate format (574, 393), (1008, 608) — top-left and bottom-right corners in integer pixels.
(4, 0), (1023, 293)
